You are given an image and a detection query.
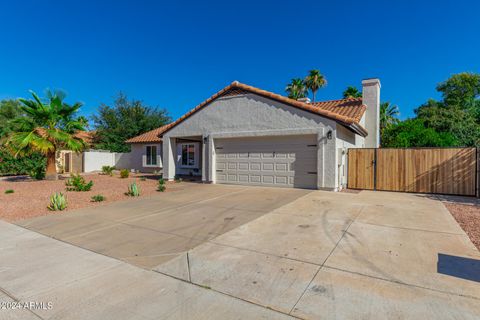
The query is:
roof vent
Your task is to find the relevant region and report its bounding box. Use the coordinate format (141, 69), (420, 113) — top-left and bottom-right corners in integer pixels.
(298, 97), (311, 103)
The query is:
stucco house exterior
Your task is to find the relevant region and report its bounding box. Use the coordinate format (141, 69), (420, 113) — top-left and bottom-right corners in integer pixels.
(126, 79), (380, 190)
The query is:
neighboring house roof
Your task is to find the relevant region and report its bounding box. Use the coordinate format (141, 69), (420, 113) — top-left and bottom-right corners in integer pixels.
(34, 128), (96, 145)
(125, 124), (172, 143)
(74, 130), (96, 145)
(126, 81), (368, 144)
(312, 98), (366, 124)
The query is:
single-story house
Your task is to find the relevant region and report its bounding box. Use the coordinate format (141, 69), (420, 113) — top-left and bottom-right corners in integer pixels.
(126, 79), (380, 190)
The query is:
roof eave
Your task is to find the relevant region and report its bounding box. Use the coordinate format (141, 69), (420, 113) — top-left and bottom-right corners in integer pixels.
(345, 122), (368, 137)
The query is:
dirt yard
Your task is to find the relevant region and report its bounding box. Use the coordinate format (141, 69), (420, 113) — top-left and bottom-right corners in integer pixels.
(444, 202), (480, 250)
(0, 173), (184, 222)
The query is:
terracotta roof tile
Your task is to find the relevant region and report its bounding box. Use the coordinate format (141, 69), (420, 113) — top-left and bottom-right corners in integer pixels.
(125, 124), (172, 143)
(311, 98), (366, 123)
(126, 81), (368, 143)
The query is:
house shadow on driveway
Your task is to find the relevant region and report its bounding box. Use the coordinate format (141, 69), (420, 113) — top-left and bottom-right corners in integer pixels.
(437, 253), (480, 283)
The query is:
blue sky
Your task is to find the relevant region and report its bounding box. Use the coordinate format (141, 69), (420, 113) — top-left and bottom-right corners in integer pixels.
(0, 0), (479, 123)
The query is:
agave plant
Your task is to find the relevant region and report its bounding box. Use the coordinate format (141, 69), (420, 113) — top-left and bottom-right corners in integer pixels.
(126, 182), (140, 196)
(157, 178), (166, 192)
(48, 192), (67, 211)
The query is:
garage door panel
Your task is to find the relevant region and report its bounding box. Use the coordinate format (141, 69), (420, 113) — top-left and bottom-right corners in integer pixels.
(215, 135), (317, 189)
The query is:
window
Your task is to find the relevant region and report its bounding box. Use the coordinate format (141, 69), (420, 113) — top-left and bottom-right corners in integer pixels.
(181, 144), (196, 167)
(146, 146), (157, 165)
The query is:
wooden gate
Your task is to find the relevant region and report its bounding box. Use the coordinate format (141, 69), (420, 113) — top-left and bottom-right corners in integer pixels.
(347, 149), (375, 190)
(348, 148), (477, 196)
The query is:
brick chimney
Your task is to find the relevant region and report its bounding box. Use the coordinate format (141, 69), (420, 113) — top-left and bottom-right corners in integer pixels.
(362, 78), (381, 148)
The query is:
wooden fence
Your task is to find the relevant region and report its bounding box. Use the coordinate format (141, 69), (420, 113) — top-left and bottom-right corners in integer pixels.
(348, 148), (477, 196)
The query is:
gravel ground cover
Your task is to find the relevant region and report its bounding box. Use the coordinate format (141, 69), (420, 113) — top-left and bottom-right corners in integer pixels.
(444, 202), (480, 251)
(0, 173), (181, 222)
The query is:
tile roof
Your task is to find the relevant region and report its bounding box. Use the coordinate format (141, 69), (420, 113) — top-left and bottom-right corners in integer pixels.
(311, 98), (366, 124)
(125, 124), (173, 143)
(126, 81), (368, 144)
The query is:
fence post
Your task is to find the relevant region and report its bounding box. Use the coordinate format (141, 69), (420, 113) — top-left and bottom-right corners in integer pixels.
(475, 148), (480, 198)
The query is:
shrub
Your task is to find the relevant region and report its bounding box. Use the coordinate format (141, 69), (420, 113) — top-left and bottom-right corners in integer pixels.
(0, 148), (46, 178)
(174, 175), (182, 183)
(4, 189), (14, 194)
(126, 182), (140, 196)
(101, 165), (115, 176)
(120, 169), (129, 178)
(29, 167), (46, 180)
(140, 177), (146, 181)
(66, 173), (93, 191)
(91, 194), (106, 202)
(48, 192), (67, 211)
(157, 178), (166, 192)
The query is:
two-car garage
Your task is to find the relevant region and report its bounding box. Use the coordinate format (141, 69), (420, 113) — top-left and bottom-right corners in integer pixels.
(215, 135), (318, 189)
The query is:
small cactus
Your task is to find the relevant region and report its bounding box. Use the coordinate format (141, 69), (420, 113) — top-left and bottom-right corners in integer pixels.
(126, 182), (140, 196)
(48, 192), (67, 211)
(157, 178), (166, 192)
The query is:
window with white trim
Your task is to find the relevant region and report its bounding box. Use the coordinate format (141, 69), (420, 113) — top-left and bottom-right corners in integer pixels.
(146, 145), (157, 165)
(181, 143), (196, 167)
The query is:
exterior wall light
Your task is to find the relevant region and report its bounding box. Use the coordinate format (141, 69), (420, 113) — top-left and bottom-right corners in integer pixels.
(203, 136), (208, 144)
(327, 130), (333, 140)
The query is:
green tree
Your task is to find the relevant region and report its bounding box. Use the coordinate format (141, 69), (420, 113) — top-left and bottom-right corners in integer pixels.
(285, 78), (308, 100)
(304, 70), (327, 102)
(0, 99), (23, 137)
(3, 90), (87, 180)
(92, 93), (171, 152)
(382, 118), (458, 148)
(436, 72), (480, 109)
(380, 102), (400, 138)
(342, 86), (362, 98)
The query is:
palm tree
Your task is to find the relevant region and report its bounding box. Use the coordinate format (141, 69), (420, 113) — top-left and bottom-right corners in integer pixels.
(304, 70), (327, 102)
(4, 90), (88, 180)
(285, 78), (308, 100)
(380, 101), (400, 136)
(342, 86), (362, 98)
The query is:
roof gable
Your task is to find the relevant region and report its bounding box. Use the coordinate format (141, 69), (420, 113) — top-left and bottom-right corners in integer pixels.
(126, 81), (368, 144)
(161, 81), (367, 137)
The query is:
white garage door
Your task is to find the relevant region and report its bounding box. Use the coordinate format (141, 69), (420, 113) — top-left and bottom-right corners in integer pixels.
(215, 135), (318, 189)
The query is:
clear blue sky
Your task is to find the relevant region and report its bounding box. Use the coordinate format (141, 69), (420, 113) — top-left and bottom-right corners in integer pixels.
(0, 0), (478, 123)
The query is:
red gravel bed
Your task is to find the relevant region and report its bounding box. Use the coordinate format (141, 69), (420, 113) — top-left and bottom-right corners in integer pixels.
(444, 202), (480, 250)
(0, 173), (181, 222)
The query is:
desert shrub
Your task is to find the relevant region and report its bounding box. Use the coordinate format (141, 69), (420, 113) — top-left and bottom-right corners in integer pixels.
(4, 189), (14, 194)
(91, 194), (106, 202)
(120, 169), (129, 178)
(126, 182), (140, 196)
(157, 178), (166, 192)
(0, 148), (46, 178)
(101, 165), (115, 176)
(48, 192), (67, 211)
(66, 173), (93, 191)
(174, 175), (182, 183)
(29, 166), (46, 180)
(140, 177), (146, 181)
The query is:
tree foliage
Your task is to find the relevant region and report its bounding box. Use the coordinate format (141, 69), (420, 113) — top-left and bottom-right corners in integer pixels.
(382, 72), (480, 147)
(342, 86), (362, 98)
(92, 93), (171, 153)
(3, 90), (87, 180)
(382, 118), (458, 148)
(285, 78), (308, 100)
(304, 70), (327, 102)
(380, 102), (399, 137)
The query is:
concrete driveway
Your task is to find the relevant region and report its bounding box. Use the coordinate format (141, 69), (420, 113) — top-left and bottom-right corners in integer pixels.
(6, 185), (480, 319)
(17, 183), (310, 268)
